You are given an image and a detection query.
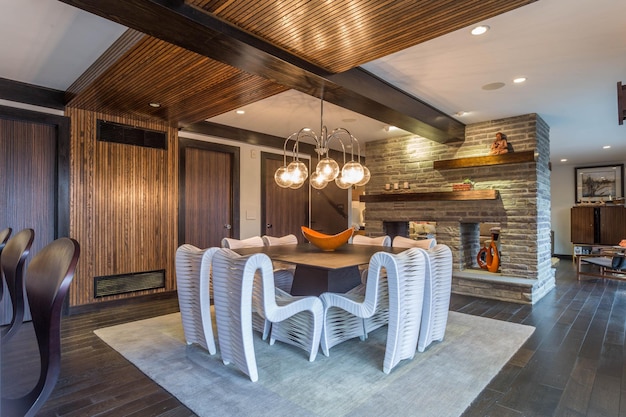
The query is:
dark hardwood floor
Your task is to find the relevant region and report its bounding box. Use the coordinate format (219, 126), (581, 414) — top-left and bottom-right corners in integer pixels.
(2, 259), (624, 416)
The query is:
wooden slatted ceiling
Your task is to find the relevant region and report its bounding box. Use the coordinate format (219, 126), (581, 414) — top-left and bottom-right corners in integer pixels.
(67, 35), (289, 125)
(190, 0), (537, 73)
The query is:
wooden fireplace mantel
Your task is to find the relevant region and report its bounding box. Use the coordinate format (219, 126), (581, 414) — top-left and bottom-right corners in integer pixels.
(359, 189), (499, 203)
(432, 150), (536, 170)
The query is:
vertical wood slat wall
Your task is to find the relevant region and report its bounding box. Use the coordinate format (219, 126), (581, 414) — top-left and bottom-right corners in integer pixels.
(66, 107), (178, 307)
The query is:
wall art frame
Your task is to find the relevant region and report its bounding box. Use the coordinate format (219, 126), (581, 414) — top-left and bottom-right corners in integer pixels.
(575, 164), (624, 203)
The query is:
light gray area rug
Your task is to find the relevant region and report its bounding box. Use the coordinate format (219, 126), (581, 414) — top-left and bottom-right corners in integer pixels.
(94, 312), (534, 417)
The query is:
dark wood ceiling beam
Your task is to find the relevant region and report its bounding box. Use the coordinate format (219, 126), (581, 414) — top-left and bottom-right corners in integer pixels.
(0, 77), (66, 110)
(58, 0), (464, 142)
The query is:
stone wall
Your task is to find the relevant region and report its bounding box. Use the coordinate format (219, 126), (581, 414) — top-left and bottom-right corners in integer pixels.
(363, 113), (555, 304)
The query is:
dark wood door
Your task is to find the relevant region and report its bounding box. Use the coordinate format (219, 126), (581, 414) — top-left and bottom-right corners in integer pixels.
(261, 153), (308, 242)
(571, 206), (595, 244)
(179, 139), (239, 248)
(600, 206), (626, 245)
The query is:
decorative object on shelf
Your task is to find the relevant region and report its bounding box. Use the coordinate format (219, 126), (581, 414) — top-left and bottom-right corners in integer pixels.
(452, 178), (474, 191)
(575, 164), (624, 203)
(488, 132), (509, 155)
(477, 227), (500, 273)
(274, 96), (370, 190)
(301, 226), (353, 251)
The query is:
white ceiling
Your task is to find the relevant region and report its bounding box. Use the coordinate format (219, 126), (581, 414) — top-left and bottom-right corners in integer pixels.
(2, 0), (625, 166)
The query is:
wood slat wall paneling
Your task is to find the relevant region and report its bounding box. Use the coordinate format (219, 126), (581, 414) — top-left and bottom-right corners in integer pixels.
(67, 107), (178, 307)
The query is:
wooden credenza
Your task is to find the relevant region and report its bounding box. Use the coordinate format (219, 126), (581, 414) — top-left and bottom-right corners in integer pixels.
(571, 206), (626, 245)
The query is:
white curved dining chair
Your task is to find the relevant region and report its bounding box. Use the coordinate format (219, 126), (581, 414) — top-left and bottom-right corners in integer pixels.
(212, 248), (323, 382)
(392, 235), (436, 249)
(175, 244), (218, 354)
(418, 244), (453, 352)
(319, 248), (427, 374)
(221, 235), (291, 334)
(352, 235), (391, 247)
(349, 234), (392, 334)
(262, 234), (298, 246)
(261, 233), (297, 292)
(221, 236), (265, 249)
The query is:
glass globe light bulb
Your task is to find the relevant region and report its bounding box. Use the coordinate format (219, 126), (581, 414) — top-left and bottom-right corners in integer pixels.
(274, 166), (293, 188)
(310, 171), (328, 190)
(355, 166), (371, 186)
(335, 174), (352, 190)
(341, 161), (365, 184)
(316, 157), (340, 181)
(287, 160), (308, 184)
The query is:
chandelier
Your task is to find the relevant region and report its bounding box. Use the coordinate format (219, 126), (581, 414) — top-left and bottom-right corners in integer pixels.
(274, 98), (371, 190)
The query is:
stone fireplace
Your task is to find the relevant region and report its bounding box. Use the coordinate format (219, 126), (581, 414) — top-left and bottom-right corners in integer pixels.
(361, 114), (555, 304)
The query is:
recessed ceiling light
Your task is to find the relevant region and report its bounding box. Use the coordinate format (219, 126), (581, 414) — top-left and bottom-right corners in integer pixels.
(560, 159), (568, 162)
(455, 111), (468, 117)
(513, 77), (527, 84)
(236, 110), (245, 115)
(149, 102), (161, 108)
(482, 82), (505, 91)
(471, 25), (490, 36)
(384, 125), (398, 132)
(603, 145), (611, 149)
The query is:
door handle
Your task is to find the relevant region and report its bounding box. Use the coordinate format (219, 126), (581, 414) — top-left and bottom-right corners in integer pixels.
(224, 224), (232, 230)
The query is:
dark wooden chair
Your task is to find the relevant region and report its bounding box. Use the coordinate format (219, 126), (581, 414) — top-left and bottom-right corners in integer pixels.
(0, 227), (13, 302)
(1, 228), (34, 343)
(1, 237), (80, 417)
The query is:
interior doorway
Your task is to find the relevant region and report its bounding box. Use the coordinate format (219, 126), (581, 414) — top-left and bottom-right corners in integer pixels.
(261, 152), (308, 242)
(178, 139), (240, 248)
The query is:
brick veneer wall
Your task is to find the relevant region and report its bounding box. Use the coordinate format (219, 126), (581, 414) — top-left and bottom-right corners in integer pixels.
(363, 113), (555, 304)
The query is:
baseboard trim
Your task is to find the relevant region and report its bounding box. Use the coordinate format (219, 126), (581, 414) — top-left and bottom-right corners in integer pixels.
(69, 291), (178, 316)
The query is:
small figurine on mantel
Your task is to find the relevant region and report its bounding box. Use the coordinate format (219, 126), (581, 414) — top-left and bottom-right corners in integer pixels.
(489, 132), (509, 155)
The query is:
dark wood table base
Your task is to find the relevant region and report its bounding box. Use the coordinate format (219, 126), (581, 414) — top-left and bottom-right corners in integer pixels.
(290, 264), (362, 296)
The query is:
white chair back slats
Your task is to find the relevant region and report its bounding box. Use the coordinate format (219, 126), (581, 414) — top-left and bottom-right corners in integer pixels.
(383, 247), (428, 374)
(262, 234), (298, 246)
(221, 236), (265, 249)
(418, 244), (453, 352)
(212, 248), (259, 381)
(174, 245), (218, 354)
(352, 234), (391, 247)
(391, 235), (436, 249)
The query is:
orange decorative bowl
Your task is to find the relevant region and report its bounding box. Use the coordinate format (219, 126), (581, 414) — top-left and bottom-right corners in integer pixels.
(301, 226), (354, 251)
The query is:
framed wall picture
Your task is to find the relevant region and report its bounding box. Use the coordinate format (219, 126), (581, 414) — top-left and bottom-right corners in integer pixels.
(575, 164), (624, 203)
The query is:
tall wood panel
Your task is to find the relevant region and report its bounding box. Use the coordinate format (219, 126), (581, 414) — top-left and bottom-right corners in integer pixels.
(66, 107), (178, 307)
(0, 118), (57, 323)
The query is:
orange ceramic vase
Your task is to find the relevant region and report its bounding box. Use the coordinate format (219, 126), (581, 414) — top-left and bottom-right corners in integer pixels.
(477, 240), (500, 272)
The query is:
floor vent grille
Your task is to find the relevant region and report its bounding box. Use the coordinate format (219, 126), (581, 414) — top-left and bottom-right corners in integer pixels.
(94, 269), (165, 298)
